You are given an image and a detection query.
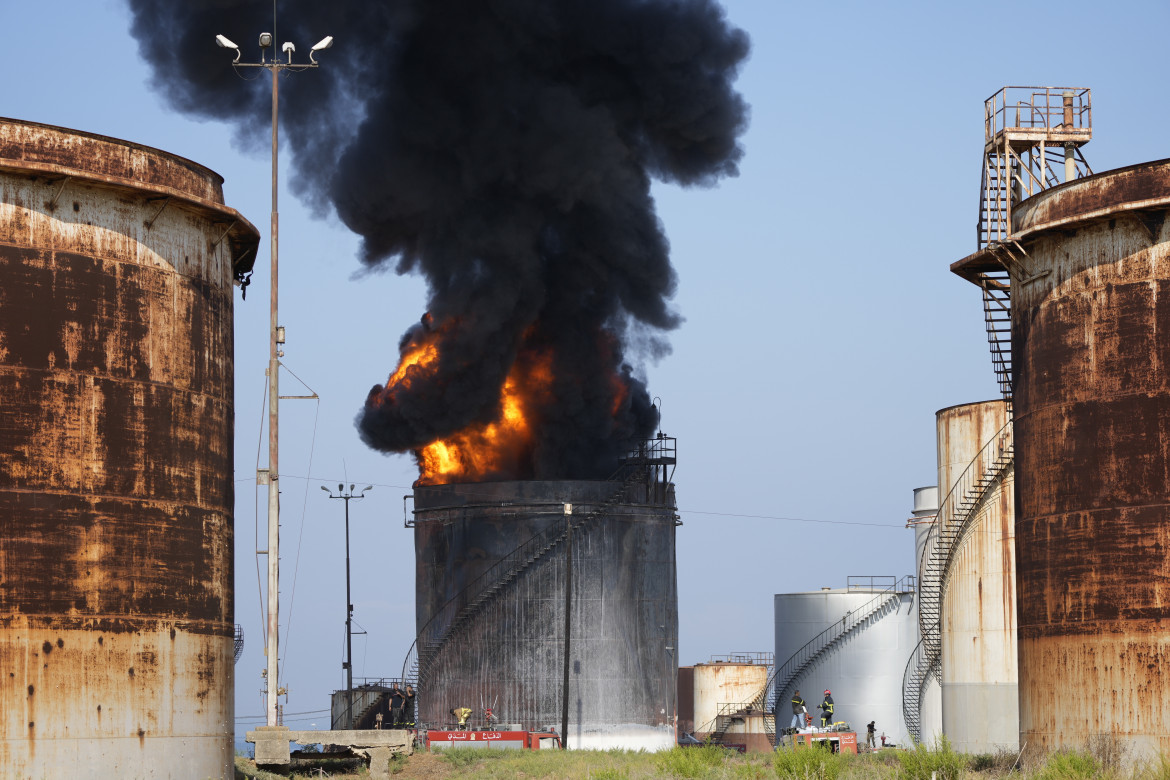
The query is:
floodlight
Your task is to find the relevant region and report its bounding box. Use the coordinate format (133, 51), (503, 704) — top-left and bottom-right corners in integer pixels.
(259, 32), (273, 48)
(309, 35), (333, 63)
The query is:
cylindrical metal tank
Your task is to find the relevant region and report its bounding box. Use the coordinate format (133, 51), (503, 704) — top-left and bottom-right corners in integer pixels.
(774, 581), (918, 748)
(412, 479), (678, 750)
(692, 655), (770, 752)
(936, 401), (1018, 754)
(1007, 160), (1170, 761)
(0, 119), (259, 777)
(907, 486), (942, 743)
(910, 486), (939, 585)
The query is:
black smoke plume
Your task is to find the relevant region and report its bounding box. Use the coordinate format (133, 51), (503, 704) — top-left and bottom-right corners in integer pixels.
(127, 0), (749, 481)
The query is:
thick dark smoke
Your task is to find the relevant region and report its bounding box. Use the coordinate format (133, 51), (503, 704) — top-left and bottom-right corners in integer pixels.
(127, 0), (749, 481)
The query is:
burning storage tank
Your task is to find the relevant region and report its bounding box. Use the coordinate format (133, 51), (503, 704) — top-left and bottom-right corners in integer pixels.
(0, 119), (258, 777)
(935, 401), (1018, 754)
(774, 577), (919, 748)
(410, 441), (678, 750)
(953, 87), (1170, 761)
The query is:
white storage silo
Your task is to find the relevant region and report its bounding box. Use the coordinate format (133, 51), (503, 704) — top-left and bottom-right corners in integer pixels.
(936, 401), (1018, 753)
(774, 578), (918, 748)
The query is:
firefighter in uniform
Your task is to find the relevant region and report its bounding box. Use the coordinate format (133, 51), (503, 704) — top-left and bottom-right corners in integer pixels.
(451, 706), (472, 730)
(790, 690), (806, 731)
(819, 690), (834, 728)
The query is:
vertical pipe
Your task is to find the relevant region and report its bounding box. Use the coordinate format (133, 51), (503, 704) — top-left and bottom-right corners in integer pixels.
(1063, 92), (1076, 183)
(561, 511), (572, 747)
(266, 61), (282, 729)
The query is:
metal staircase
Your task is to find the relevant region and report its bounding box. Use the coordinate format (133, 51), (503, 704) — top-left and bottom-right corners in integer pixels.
(980, 270), (1013, 401)
(903, 421), (1013, 742)
(968, 87), (1093, 401)
(399, 437), (678, 725)
(707, 577), (915, 748)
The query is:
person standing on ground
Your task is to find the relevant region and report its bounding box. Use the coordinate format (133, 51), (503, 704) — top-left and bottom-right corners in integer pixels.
(790, 690), (807, 731)
(867, 720), (876, 749)
(819, 689), (834, 728)
(389, 683), (406, 728)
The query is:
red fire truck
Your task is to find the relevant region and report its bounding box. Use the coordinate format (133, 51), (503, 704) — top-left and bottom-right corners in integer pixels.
(424, 730), (563, 751)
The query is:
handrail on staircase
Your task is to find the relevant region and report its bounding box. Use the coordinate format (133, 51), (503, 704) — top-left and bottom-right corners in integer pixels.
(905, 420), (1013, 741)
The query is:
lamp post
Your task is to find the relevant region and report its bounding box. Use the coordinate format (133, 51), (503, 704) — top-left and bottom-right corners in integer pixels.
(215, 28), (333, 730)
(323, 484), (373, 730)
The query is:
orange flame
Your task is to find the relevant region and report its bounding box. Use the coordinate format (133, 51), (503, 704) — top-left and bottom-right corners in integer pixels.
(415, 352), (554, 484)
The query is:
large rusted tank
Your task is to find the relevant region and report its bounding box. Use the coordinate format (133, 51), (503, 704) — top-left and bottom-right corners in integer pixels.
(936, 401), (1017, 753)
(411, 479), (678, 750)
(0, 119), (259, 777)
(954, 159), (1170, 762)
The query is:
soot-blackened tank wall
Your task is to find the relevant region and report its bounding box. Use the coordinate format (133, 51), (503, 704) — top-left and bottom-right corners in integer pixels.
(1007, 160), (1170, 762)
(0, 119), (259, 778)
(413, 480), (678, 750)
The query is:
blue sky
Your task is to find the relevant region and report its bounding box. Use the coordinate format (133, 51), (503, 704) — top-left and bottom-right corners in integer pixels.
(6, 0), (1169, 742)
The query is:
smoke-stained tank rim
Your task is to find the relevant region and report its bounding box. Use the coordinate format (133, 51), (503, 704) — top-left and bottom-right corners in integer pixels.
(412, 478), (677, 511)
(0, 116), (260, 281)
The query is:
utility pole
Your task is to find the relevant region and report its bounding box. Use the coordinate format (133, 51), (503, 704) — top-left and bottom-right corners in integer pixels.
(323, 484), (373, 729)
(215, 27), (334, 729)
(561, 502), (573, 748)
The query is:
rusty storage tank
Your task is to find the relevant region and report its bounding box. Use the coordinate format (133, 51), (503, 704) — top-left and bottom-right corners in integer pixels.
(691, 654), (772, 752)
(936, 401), (1018, 753)
(411, 477), (678, 750)
(953, 160), (1170, 762)
(0, 119), (259, 777)
(907, 486), (943, 743)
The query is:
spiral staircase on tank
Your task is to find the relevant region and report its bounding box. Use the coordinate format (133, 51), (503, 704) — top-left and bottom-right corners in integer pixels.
(399, 436), (677, 727)
(902, 421), (1013, 742)
(705, 576), (915, 748)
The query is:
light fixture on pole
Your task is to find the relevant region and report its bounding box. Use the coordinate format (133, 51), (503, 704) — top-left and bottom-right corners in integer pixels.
(215, 26), (333, 730)
(323, 483), (373, 730)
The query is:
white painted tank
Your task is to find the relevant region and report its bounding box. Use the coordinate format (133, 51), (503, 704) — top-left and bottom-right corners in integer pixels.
(774, 580), (918, 748)
(936, 401), (1018, 753)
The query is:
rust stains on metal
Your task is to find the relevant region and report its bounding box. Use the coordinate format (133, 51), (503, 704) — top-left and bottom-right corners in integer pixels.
(0, 118), (257, 776)
(1013, 159), (1170, 238)
(1000, 161), (1170, 760)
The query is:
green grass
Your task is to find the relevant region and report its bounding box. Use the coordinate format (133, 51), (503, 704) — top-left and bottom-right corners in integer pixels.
(896, 735), (969, 780)
(235, 743), (1170, 780)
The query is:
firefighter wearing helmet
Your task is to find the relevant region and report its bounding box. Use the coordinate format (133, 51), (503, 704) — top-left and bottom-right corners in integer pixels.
(819, 689), (834, 728)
